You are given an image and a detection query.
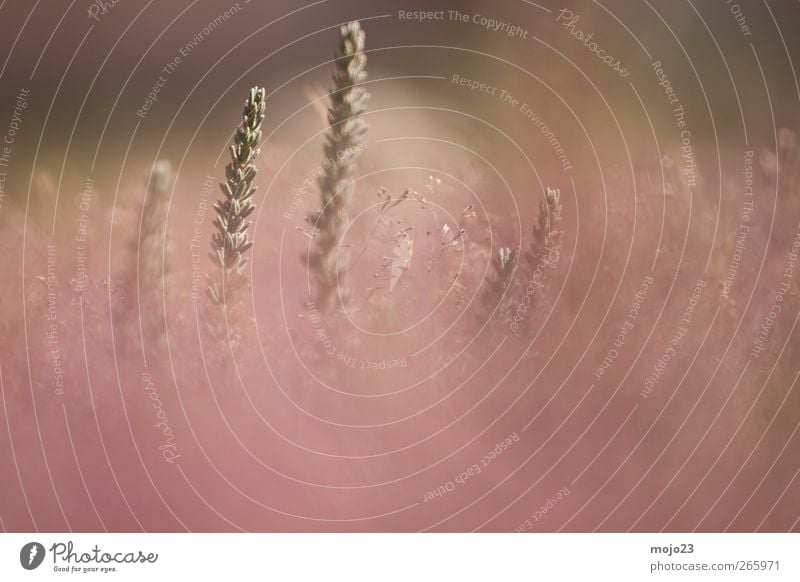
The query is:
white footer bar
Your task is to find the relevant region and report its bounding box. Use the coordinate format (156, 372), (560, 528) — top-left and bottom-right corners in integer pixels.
(1, 533), (797, 580)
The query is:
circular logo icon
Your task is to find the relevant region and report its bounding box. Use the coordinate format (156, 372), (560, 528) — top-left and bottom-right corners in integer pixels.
(20, 542), (45, 570)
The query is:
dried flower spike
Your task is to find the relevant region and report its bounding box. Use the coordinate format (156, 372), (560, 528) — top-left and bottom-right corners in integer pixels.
(138, 160), (172, 345)
(481, 246), (520, 324)
(206, 86), (266, 341)
(306, 21), (369, 311)
(533, 187), (563, 248)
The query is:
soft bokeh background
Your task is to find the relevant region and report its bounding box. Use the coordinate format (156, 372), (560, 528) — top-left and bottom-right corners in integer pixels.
(1, 0), (799, 531)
